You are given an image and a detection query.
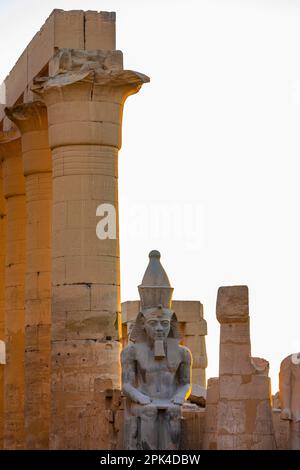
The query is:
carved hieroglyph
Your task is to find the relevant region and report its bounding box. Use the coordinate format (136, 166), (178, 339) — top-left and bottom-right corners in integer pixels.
(121, 251), (192, 450)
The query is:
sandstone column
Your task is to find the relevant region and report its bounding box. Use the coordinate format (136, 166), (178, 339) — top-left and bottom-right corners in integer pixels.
(0, 131), (26, 449)
(216, 286), (275, 449)
(5, 102), (52, 449)
(33, 49), (149, 449)
(0, 160), (6, 449)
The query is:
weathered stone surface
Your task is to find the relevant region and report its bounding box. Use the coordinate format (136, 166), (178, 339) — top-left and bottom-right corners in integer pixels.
(279, 353), (300, 449)
(2, 10), (121, 108)
(0, 132), (26, 449)
(185, 319), (207, 336)
(205, 378), (219, 405)
(272, 409), (288, 449)
(219, 375), (272, 400)
(0, 161), (6, 449)
(189, 384), (206, 407)
(5, 102), (52, 449)
(181, 408), (205, 450)
(84, 11), (116, 50)
(216, 286), (275, 449)
(216, 285), (249, 323)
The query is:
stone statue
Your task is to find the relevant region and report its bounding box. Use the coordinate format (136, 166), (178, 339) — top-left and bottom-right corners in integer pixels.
(121, 250), (192, 450)
(279, 353), (300, 449)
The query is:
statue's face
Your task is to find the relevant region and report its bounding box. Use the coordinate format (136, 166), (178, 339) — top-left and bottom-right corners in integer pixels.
(143, 311), (171, 341)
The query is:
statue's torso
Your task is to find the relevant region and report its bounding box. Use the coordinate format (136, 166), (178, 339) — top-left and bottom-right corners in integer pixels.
(134, 341), (182, 400)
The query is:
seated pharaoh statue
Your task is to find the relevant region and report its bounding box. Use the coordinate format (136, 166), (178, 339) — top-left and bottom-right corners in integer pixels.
(121, 250), (192, 450)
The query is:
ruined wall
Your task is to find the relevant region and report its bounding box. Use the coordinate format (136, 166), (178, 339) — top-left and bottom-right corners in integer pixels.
(213, 286), (276, 450)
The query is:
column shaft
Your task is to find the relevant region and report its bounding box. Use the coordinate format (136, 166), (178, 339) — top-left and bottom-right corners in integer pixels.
(0, 134), (26, 449)
(0, 161), (6, 449)
(6, 102), (52, 449)
(49, 101), (121, 450)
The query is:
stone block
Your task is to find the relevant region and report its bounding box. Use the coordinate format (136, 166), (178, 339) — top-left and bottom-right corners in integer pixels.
(185, 319), (207, 336)
(4, 50), (28, 107)
(27, 14), (55, 91)
(54, 10), (84, 49)
(181, 408), (205, 450)
(52, 284), (91, 312)
(216, 285), (249, 324)
(121, 301), (139, 323)
(65, 255), (118, 285)
(53, 228), (117, 259)
(219, 342), (253, 375)
(192, 367), (206, 388)
(51, 339), (121, 389)
(219, 374), (271, 400)
(254, 399), (274, 435)
(206, 378), (219, 405)
(204, 403), (218, 434)
(84, 11), (116, 50)
(25, 298), (51, 325)
(65, 310), (118, 341)
(218, 399), (246, 434)
(172, 300), (203, 322)
(220, 322), (250, 344)
(91, 284), (119, 311)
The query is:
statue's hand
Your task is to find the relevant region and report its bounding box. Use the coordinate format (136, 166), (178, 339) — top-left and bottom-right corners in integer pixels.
(281, 408), (292, 420)
(136, 392), (152, 405)
(172, 395), (185, 405)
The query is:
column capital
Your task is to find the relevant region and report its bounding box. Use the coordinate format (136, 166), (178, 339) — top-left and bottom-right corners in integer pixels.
(5, 101), (48, 134)
(4, 103), (51, 176)
(0, 131), (24, 198)
(32, 48), (150, 104)
(31, 49), (149, 150)
(0, 130), (22, 161)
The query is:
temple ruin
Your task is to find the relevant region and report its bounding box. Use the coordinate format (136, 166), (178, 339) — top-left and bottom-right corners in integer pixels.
(0, 10), (298, 450)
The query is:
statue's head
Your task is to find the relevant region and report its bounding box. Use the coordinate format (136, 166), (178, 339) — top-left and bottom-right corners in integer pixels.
(142, 306), (172, 341)
(130, 251), (181, 346)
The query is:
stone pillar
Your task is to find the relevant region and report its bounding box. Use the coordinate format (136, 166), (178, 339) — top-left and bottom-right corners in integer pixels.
(202, 377), (219, 450)
(5, 102), (52, 449)
(216, 286), (275, 449)
(0, 160), (6, 449)
(33, 48), (149, 449)
(0, 131), (26, 449)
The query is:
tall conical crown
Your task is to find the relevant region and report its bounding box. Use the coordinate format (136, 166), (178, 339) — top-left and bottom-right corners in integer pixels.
(138, 250), (174, 309)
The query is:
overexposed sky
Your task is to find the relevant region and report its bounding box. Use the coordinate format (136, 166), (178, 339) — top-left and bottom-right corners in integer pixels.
(1, 0), (300, 392)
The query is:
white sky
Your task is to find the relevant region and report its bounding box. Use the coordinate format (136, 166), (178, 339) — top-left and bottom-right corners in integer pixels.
(1, 0), (300, 392)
